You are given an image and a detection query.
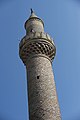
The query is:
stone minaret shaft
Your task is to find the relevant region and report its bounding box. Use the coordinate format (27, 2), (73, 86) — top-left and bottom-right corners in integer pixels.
(19, 10), (61, 120)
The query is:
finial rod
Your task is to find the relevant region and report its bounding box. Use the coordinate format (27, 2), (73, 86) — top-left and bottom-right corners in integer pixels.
(30, 8), (34, 14)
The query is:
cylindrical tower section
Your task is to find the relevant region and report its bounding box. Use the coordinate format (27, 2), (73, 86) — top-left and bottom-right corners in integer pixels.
(27, 56), (61, 120)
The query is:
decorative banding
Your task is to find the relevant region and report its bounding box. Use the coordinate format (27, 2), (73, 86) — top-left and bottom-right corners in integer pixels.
(19, 40), (56, 65)
(19, 32), (55, 50)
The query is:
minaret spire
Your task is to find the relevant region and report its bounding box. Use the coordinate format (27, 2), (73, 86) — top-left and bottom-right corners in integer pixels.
(19, 10), (61, 120)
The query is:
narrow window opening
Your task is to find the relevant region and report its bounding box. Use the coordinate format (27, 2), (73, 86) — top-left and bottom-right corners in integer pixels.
(37, 76), (40, 79)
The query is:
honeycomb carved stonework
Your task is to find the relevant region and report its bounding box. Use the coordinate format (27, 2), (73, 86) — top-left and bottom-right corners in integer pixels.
(19, 40), (56, 65)
(19, 32), (56, 65)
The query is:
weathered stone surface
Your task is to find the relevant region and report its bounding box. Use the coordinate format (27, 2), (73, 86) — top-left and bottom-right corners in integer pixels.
(19, 10), (61, 120)
(26, 56), (61, 120)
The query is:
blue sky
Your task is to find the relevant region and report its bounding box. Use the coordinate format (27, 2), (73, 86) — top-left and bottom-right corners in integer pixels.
(0, 0), (80, 120)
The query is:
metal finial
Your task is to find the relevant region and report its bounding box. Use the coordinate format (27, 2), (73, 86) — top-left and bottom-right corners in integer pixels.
(30, 8), (34, 14)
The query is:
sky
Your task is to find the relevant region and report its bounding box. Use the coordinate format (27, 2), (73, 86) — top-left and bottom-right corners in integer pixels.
(0, 0), (80, 120)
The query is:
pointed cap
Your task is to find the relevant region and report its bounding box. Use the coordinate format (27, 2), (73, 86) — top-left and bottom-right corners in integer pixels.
(25, 9), (44, 29)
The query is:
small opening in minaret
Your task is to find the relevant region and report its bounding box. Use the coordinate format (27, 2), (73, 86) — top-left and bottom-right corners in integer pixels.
(30, 29), (34, 33)
(37, 76), (40, 79)
(30, 29), (32, 32)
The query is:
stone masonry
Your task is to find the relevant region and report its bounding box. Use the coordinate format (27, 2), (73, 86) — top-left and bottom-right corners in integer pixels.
(19, 9), (61, 120)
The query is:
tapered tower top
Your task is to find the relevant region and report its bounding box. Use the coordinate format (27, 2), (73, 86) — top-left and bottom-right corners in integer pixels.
(25, 9), (44, 31)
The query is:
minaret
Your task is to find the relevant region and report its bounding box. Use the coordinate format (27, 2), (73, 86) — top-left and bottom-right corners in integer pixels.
(19, 9), (61, 120)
